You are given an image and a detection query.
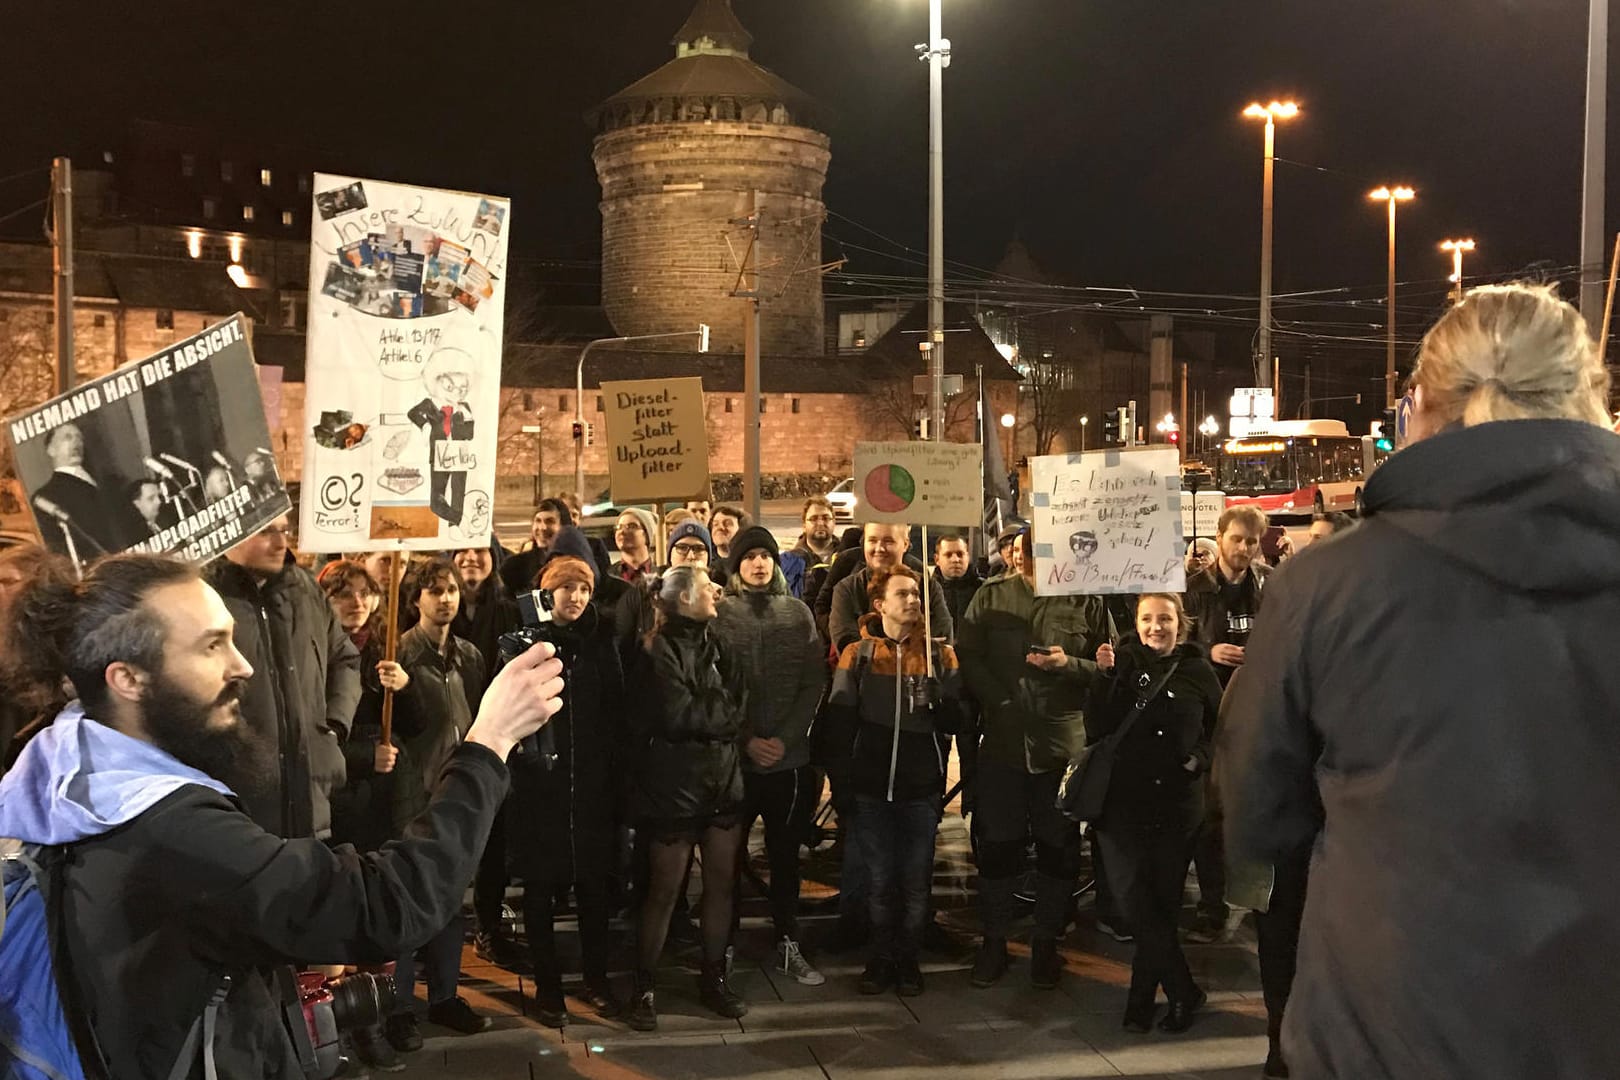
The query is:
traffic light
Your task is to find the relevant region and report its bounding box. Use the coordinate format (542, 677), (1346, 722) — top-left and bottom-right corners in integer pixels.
(1101, 410), (1121, 444)
(571, 420), (584, 441)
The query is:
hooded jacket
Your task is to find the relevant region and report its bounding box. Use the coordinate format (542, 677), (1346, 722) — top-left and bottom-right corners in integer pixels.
(824, 614), (963, 803)
(956, 572), (1112, 774)
(505, 602), (624, 884)
(712, 565), (825, 774)
(1084, 640), (1222, 828)
(630, 614), (747, 822)
(825, 558), (955, 652)
(1219, 419), (1620, 1080)
(0, 705), (507, 1080)
(203, 560), (360, 840)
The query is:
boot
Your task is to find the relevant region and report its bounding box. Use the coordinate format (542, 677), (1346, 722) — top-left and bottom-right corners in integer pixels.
(1263, 1037), (1290, 1078)
(698, 961), (748, 1019)
(624, 971), (658, 1032)
(969, 937), (1009, 988)
(1158, 985), (1207, 1033)
(533, 981), (568, 1029)
(1029, 934), (1063, 990)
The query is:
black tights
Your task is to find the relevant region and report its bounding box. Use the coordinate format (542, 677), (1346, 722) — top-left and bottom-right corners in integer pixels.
(639, 824), (745, 971)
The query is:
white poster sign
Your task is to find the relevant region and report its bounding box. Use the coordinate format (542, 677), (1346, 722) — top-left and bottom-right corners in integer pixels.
(1180, 490), (1226, 540)
(852, 441), (984, 527)
(1030, 447), (1187, 596)
(300, 174), (509, 550)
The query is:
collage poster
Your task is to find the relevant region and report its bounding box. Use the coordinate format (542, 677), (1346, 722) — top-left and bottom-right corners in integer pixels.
(301, 174), (510, 550)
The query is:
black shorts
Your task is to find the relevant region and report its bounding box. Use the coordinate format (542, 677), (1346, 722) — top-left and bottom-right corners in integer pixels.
(639, 809), (744, 846)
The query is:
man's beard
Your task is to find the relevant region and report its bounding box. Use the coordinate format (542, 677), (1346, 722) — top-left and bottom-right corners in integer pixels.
(140, 674), (274, 803)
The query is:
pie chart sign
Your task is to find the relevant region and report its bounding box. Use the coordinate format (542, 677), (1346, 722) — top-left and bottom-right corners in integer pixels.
(863, 464), (916, 514)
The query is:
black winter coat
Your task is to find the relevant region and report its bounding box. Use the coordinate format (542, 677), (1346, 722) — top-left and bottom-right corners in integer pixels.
(630, 614), (746, 823)
(1220, 419), (1620, 1080)
(204, 560), (361, 839)
(59, 745), (508, 1080)
(1084, 641), (1222, 828)
(328, 632), (396, 853)
(451, 575), (520, 677)
(391, 627), (485, 829)
(505, 604), (625, 883)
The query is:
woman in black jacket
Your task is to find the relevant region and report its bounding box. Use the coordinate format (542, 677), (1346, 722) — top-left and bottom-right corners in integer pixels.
(1087, 592), (1223, 1035)
(624, 565), (749, 1030)
(505, 553), (626, 1028)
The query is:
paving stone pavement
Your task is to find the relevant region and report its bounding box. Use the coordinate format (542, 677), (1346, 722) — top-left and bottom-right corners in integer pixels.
(387, 790), (1272, 1079)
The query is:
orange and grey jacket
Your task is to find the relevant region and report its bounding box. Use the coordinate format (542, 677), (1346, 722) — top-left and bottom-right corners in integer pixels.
(824, 614), (964, 803)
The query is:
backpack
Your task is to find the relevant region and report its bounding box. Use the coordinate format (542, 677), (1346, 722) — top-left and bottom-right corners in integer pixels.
(2, 846), (230, 1080)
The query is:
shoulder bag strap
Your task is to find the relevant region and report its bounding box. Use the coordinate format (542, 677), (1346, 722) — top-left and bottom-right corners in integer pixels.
(1103, 658), (1182, 748)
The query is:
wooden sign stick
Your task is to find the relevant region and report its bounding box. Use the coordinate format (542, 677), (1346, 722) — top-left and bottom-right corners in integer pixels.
(1599, 232), (1620, 369)
(379, 550), (403, 746)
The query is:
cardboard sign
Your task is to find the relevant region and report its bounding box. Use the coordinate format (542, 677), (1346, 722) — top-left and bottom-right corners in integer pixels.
(1180, 490), (1227, 540)
(852, 441), (985, 527)
(301, 173), (510, 551)
(4, 313), (290, 572)
(601, 376), (710, 503)
(1030, 447), (1187, 596)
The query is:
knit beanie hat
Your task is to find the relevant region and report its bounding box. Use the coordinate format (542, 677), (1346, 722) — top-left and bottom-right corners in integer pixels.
(727, 525), (780, 576)
(620, 507), (659, 547)
(667, 520), (715, 563)
(540, 555), (595, 592)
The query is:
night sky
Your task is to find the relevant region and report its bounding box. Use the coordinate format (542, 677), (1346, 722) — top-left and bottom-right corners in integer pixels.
(4, 1), (1612, 326)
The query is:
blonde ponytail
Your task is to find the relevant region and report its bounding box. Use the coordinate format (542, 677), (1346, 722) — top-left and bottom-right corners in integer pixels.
(1412, 283), (1611, 429)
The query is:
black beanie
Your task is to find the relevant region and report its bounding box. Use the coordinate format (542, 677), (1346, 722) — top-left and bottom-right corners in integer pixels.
(727, 525), (780, 576)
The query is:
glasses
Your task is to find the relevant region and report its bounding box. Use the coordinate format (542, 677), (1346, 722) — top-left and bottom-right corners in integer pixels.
(672, 543), (708, 556)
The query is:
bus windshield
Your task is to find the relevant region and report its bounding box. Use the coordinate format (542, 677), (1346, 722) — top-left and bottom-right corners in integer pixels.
(1221, 447), (1295, 494)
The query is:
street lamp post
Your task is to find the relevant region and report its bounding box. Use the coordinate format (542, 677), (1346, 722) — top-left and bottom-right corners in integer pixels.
(1243, 101), (1299, 388)
(574, 325), (709, 510)
(916, 0), (951, 441)
(1369, 185), (1416, 409)
(1079, 414), (1088, 452)
(1441, 238), (1476, 305)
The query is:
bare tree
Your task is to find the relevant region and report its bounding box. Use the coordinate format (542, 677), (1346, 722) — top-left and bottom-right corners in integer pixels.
(1023, 358), (1087, 456)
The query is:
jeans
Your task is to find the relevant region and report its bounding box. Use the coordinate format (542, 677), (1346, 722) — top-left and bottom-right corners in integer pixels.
(742, 766), (820, 940)
(394, 911), (465, 1012)
(1095, 822), (1199, 1007)
(828, 761), (870, 927)
(523, 876), (611, 1001)
(1256, 853), (1310, 1040)
(851, 794), (940, 961)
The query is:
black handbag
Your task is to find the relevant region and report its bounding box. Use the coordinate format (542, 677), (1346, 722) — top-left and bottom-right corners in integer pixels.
(1056, 658), (1181, 824)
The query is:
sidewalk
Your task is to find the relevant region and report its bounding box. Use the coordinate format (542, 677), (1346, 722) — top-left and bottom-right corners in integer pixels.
(400, 808), (1270, 1079)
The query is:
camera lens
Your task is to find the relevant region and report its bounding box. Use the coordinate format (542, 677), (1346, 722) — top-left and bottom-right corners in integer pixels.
(326, 972), (394, 1031)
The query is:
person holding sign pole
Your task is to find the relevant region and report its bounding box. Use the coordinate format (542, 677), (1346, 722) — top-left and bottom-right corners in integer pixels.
(957, 529), (1112, 991)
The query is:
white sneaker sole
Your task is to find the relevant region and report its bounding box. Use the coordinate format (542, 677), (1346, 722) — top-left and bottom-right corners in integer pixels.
(781, 965), (826, 986)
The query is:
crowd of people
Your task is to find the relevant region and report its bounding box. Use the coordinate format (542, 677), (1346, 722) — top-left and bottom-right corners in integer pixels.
(1, 282), (1618, 1080)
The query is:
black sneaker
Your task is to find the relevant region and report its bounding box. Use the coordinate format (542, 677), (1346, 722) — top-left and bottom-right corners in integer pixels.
(383, 1012), (422, 1053)
(969, 938), (1009, 989)
(858, 956), (897, 995)
(1158, 986), (1207, 1033)
(698, 962), (748, 1019)
(895, 955), (924, 997)
(534, 988), (568, 1029)
(474, 930), (524, 968)
(427, 996), (493, 1035)
(577, 981), (622, 1018)
(351, 1023), (407, 1072)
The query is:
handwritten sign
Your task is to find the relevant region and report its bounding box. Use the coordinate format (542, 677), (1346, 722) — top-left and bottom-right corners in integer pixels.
(300, 173), (509, 551)
(601, 377), (710, 503)
(852, 441), (984, 527)
(1030, 447), (1187, 596)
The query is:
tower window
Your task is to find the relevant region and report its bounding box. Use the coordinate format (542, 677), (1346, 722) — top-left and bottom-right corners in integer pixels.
(156, 310), (175, 330)
(281, 210), (295, 227)
(181, 153), (195, 177)
(791, 397), (801, 414)
(220, 160), (234, 182)
(725, 398), (733, 413)
(242, 205), (256, 222)
(260, 168), (273, 187)
(202, 198), (217, 219)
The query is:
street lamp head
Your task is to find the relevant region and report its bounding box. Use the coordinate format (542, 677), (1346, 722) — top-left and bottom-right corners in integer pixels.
(1244, 101), (1300, 121)
(1393, 186), (1416, 201)
(999, 412), (1016, 429)
(1079, 415), (1089, 425)
(1440, 238), (1476, 253)
(1369, 185), (1416, 203)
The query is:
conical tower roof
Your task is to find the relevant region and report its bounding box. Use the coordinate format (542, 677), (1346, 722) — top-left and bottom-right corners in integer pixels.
(672, 0), (753, 56)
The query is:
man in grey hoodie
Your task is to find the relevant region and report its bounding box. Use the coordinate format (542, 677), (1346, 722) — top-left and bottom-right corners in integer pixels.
(713, 525), (828, 987)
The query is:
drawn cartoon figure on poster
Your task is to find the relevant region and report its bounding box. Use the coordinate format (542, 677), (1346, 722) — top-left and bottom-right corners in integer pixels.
(406, 347), (477, 527)
(1068, 530), (1099, 565)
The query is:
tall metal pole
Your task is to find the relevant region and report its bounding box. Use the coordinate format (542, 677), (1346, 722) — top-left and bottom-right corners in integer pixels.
(51, 157), (75, 394)
(1386, 197), (1398, 409)
(743, 191), (763, 522)
(926, 0), (947, 441)
(1258, 117), (1275, 388)
(1581, 0), (1608, 338)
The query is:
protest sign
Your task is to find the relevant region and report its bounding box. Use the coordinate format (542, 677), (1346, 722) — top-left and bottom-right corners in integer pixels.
(1180, 489), (1226, 540)
(601, 377), (709, 504)
(301, 173), (510, 550)
(1029, 447), (1187, 596)
(852, 441), (985, 527)
(4, 313), (290, 572)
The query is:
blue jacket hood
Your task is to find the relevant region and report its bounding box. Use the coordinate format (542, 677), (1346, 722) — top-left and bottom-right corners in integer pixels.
(0, 703), (234, 845)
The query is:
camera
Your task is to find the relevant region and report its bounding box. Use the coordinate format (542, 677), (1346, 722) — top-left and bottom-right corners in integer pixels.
(290, 969), (394, 1079)
(496, 588), (571, 767)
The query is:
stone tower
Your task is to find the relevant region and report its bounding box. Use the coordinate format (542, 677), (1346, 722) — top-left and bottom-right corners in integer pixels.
(589, 0), (831, 355)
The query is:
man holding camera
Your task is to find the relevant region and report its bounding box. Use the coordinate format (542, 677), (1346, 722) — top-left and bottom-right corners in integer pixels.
(957, 529), (1112, 990)
(0, 553), (563, 1079)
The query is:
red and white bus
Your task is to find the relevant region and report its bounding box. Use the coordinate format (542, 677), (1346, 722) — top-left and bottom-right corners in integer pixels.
(1218, 419), (1391, 518)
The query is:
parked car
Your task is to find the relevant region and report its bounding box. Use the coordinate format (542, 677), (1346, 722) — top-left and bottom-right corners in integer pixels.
(826, 477), (857, 523)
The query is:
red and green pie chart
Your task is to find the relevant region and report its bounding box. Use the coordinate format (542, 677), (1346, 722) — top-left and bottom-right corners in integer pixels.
(863, 463), (916, 513)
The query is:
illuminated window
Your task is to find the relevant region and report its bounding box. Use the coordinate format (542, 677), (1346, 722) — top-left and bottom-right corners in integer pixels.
(260, 168), (273, 187)
(281, 210), (294, 227)
(242, 206), (255, 222)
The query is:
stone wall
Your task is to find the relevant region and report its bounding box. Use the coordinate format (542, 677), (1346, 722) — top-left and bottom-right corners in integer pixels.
(593, 121), (831, 357)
